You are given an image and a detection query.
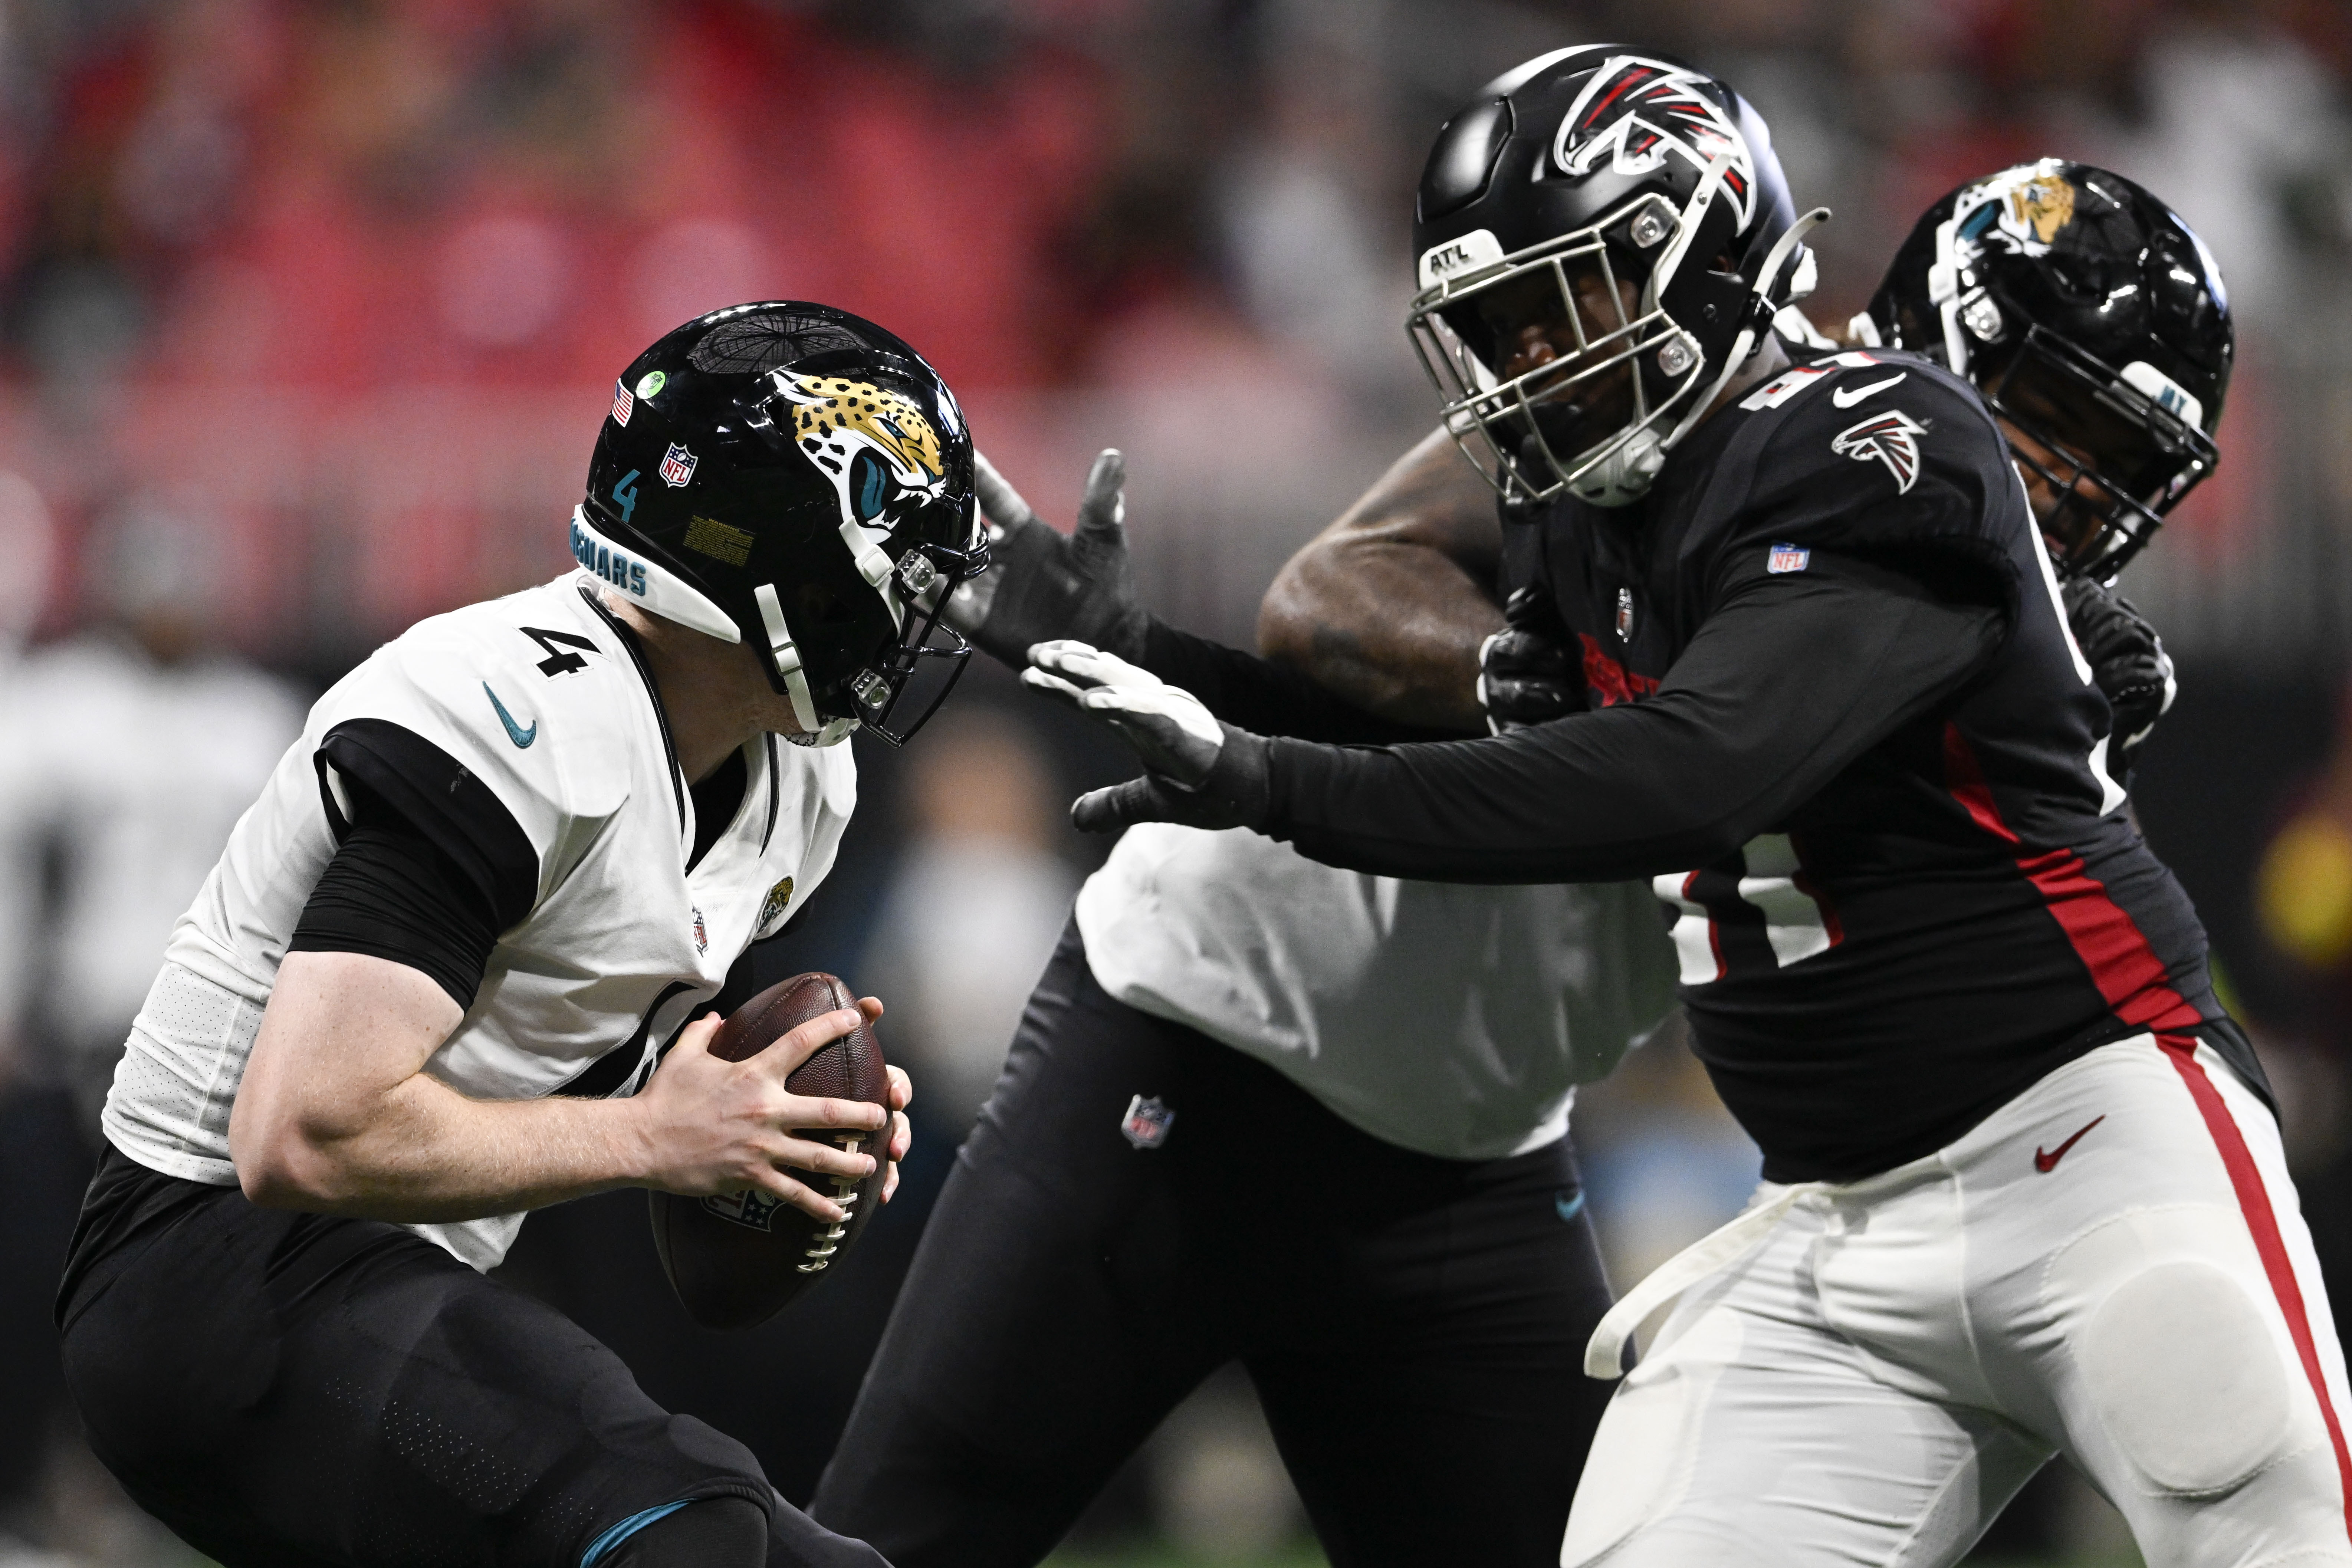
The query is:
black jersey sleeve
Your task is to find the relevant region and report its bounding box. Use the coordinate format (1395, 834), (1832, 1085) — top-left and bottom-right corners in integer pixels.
(1135, 617), (1471, 744)
(286, 720), (542, 1009)
(288, 802), (502, 1010)
(313, 719), (541, 928)
(1255, 546), (2004, 883)
(1712, 353), (2026, 613)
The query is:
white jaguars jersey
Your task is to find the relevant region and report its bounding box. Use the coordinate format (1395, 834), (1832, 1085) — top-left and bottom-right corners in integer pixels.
(103, 571), (855, 1271)
(1075, 826), (1679, 1161)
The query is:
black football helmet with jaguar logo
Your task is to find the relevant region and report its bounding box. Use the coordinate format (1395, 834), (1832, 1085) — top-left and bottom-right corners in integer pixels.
(577, 302), (987, 745)
(1863, 160), (2232, 579)
(1407, 46), (1822, 508)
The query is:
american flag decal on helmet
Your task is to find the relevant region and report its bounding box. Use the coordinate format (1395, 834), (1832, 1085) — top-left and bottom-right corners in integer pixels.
(1830, 409), (1928, 494)
(1553, 55), (1756, 227)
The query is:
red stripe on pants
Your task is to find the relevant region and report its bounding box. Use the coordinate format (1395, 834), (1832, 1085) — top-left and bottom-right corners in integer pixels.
(2159, 1033), (2352, 1538)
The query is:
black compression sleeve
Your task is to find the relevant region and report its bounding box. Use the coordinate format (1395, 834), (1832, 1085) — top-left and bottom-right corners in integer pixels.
(1258, 549), (2006, 884)
(316, 719), (539, 931)
(1137, 616), (1470, 744)
(288, 799), (502, 1010)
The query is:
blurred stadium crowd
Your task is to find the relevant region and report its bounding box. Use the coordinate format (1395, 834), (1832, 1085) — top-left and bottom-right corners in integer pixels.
(3, 1), (2352, 1565)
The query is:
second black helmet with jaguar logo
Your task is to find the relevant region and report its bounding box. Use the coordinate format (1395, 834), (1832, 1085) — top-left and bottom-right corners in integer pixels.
(577, 302), (987, 745)
(1864, 160), (2232, 580)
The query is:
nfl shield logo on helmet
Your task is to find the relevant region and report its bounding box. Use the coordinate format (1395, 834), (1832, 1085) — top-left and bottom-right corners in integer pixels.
(660, 443), (699, 487)
(1120, 1094), (1175, 1150)
(1767, 542), (1811, 574)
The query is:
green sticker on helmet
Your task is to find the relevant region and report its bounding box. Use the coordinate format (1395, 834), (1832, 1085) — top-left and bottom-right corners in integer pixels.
(635, 371), (666, 401)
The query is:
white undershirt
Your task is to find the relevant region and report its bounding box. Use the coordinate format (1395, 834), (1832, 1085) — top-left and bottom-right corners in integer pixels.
(1075, 823), (1679, 1161)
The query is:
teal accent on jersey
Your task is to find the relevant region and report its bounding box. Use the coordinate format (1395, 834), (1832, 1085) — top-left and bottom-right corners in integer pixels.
(1554, 1189), (1586, 1223)
(483, 683), (538, 748)
(578, 1500), (693, 1568)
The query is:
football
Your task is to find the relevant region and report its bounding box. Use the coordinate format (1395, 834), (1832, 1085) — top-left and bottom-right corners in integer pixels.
(648, 972), (891, 1330)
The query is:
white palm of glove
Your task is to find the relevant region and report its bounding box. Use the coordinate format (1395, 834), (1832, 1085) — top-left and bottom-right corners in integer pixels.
(1021, 640), (1223, 787)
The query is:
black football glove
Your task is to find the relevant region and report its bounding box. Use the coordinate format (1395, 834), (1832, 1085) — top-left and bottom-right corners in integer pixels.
(1021, 640), (1271, 833)
(2060, 571), (2176, 783)
(945, 449), (1147, 667)
(1478, 585), (1583, 732)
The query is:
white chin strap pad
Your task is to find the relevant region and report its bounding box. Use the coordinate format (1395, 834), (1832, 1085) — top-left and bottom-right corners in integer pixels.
(1570, 427), (1669, 508)
(753, 582), (827, 738)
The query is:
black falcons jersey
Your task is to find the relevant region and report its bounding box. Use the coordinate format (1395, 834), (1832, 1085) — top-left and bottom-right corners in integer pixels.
(1246, 348), (2263, 1180)
(1510, 349), (2251, 1178)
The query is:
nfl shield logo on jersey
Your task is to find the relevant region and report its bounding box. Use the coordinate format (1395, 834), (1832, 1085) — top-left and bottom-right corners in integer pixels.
(660, 443), (699, 487)
(1767, 542), (1811, 574)
(1121, 1094), (1176, 1150)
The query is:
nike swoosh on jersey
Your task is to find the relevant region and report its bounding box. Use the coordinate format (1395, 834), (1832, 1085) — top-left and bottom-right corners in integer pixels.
(483, 683), (538, 747)
(2033, 1113), (2106, 1172)
(1832, 372), (1908, 408)
(1555, 1189), (1586, 1223)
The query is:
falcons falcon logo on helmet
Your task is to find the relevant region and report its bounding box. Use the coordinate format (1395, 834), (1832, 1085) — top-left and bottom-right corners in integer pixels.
(1831, 409), (1929, 494)
(1553, 55), (1756, 227)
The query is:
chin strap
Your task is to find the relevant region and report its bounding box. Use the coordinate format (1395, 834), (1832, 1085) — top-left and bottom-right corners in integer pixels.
(753, 582), (830, 740)
(1659, 207), (1832, 454)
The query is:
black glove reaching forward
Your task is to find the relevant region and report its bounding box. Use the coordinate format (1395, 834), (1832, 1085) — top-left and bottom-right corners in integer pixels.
(945, 450), (1148, 667)
(2059, 572), (2176, 783)
(1021, 641), (1271, 833)
(1478, 585), (1584, 732)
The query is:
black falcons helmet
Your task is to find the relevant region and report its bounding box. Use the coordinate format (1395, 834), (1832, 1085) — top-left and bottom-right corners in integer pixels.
(1407, 46), (1822, 507)
(1865, 160), (2232, 579)
(576, 302), (986, 746)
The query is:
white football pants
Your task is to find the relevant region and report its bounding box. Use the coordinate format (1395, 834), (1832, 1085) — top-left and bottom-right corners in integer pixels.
(1563, 1033), (2352, 1567)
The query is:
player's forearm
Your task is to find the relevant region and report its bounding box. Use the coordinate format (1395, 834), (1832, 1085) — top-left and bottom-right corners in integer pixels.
(241, 1073), (654, 1222)
(1137, 618), (1471, 743)
(233, 949), (653, 1220)
(1257, 560), (2005, 884)
(1258, 427), (1504, 732)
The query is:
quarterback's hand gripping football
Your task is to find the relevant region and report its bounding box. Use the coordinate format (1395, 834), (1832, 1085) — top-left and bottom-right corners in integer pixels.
(1479, 585), (1584, 732)
(2059, 572), (2176, 782)
(944, 449), (1148, 667)
(628, 1001), (889, 1223)
(1021, 640), (1272, 834)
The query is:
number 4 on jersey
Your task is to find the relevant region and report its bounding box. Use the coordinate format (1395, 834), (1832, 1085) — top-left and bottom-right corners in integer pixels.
(522, 627), (600, 678)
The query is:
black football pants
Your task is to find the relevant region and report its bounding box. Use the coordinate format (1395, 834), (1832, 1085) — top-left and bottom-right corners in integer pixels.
(55, 1147), (884, 1568)
(811, 923), (1616, 1568)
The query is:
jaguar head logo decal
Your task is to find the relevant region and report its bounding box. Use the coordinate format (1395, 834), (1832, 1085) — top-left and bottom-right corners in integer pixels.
(2009, 173), (2076, 246)
(782, 375), (944, 487)
(777, 375), (953, 575)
